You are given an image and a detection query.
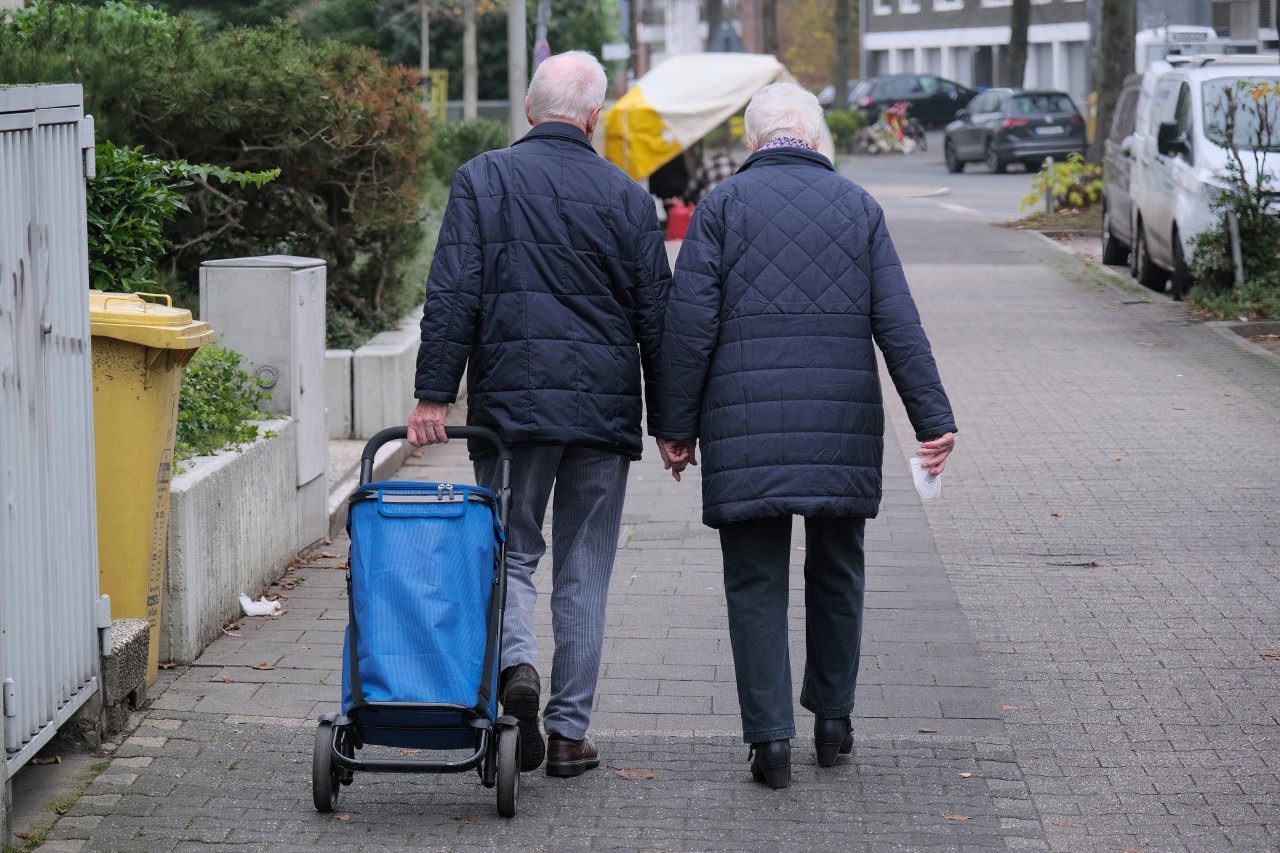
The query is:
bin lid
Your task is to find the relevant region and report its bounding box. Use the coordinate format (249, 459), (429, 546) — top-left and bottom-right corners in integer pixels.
(89, 291), (215, 350)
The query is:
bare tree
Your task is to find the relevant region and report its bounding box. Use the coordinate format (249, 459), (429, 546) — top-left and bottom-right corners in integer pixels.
(705, 0), (723, 51)
(834, 0), (852, 111)
(1089, 0), (1135, 163)
(1003, 0), (1030, 88)
(762, 0), (778, 57)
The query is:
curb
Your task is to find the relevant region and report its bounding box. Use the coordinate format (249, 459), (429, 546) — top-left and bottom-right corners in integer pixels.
(325, 439), (414, 540)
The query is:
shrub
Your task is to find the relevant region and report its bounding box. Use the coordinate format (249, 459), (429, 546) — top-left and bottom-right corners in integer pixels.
(825, 108), (868, 154)
(1189, 80), (1280, 297)
(175, 344), (270, 462)
(87, 142), (278, 293)
(1, 2), (432, 346)
(1020, 153), (1103, 212)
(423, 119), (510, 184)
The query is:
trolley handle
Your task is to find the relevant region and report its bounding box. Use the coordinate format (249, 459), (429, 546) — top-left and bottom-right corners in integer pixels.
(359, 426), (511, 485)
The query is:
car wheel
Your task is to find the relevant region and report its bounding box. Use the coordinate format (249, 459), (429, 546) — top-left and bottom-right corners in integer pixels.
(985, 140), (1007, 174)
(944, 140), (964, 173)
(1170, 228), (1192, 301)
(1131, 218), (1167, 292)
(1101, 200), (1129, 266)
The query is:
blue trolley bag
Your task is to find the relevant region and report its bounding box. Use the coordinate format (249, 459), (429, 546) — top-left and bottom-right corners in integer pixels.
(342, 480), (502, 723)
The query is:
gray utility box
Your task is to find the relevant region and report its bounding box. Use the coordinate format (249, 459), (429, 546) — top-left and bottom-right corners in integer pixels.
(199, 256), (328, 549)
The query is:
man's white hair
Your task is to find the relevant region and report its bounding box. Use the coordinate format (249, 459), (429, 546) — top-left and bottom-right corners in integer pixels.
(526, 50), (608, 125)
(744, 82), (825, 148)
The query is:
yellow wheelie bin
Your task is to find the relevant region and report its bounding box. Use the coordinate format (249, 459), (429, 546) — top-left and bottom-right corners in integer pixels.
(89, 291), (214, 685)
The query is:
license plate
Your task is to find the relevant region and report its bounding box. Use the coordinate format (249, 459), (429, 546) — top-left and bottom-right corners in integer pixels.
(1036, 125), (1066, 135)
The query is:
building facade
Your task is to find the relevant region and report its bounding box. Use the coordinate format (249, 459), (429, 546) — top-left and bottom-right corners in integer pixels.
(864, 0), (1277, 108)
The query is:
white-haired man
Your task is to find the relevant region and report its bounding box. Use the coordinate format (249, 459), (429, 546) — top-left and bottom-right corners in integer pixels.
(659, 82), (956, 788)
(408, 51), (672, 777)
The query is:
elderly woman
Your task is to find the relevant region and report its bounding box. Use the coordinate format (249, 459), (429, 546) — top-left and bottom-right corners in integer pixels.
(658, 83), (957, 789)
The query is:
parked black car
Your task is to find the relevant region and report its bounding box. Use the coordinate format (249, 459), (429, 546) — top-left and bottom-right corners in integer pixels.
(850, 74), (976, 127)
(818, 79), (861, 111)
(1100, 74), (1144, 265)
(943, 89), (1087, 174)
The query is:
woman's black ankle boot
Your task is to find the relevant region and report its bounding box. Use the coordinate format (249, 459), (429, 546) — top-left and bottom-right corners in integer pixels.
(814, 716), (853, 767)
(748, 739), (792, 790)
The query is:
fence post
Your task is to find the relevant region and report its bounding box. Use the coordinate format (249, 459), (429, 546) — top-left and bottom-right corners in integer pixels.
(1044, 157), (1055, 215)
(1227, 209), (1245, 288)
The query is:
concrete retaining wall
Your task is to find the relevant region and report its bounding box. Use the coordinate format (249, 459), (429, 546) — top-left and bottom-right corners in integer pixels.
(325, 349), (353, 440)
(161, 418), (297, 664)
(352, 312), (421, 440)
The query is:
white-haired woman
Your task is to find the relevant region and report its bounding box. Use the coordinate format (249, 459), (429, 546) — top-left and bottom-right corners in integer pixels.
(658, 83), (956, 788)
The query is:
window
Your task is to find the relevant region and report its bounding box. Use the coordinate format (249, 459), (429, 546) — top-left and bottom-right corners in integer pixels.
(900, 0), (922, 12)
(873, 0), (893, 15)
(980, 0), (1012, 6)
(1009, 93), (1078, 116)
(1202, 77), (1280, 152)
(968, 93), (994, 114)
(1109, 88), (1140, 142)
(933, 0), (964, 10)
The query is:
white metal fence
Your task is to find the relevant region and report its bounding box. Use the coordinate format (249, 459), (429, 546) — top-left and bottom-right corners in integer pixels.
(0, 84), (103, 779)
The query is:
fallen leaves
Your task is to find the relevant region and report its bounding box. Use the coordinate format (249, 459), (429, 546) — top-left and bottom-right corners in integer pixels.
(958, 772), (973, 778)
(943, 814), (970, 821)
(251, 662), (275, 671)
(1114, 453), (1123, 462)
(1050, 511), (1063, 518)
(336, 814), (350, 822)
(1260, 650), (1280, 662)
(917, 727), (938, 734)
(616, 768), (660, 780)
(1001, 704), (1020, 712)
(31, 756), (60, 765)
(158, 662), (177, 670)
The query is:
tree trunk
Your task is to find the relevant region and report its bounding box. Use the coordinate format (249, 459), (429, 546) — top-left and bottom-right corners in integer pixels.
(762, 0), (777, 57)
(1003, 0), (1031, 89)
(463, 0), (477, 120)
(834, 0), (852, 111)
(1089, 0), (1136, 164)
(705, 0), (723, 51)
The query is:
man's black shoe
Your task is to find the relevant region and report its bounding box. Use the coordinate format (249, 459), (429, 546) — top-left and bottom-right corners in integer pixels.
(500, 664), (544, 772)
(545, 734), (600, 778)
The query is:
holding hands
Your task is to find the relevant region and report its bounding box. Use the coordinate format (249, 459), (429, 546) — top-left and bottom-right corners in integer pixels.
(657, 438), (698, 482)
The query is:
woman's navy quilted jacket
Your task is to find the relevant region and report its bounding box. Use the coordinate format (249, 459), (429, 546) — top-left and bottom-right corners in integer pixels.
(413, 122), (671, 459)
(660, 147), (956, 527)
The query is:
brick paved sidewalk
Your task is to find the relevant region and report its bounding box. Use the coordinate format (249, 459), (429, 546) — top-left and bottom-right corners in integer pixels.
(39, 176), (1280, 853)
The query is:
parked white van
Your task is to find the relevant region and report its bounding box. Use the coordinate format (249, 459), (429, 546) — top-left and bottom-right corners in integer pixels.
(1126, 56), (1280, 298)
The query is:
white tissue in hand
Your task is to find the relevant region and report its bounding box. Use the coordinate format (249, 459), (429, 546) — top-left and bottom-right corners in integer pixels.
(239, 593), (282, 617)
(909, 456), (941, 502)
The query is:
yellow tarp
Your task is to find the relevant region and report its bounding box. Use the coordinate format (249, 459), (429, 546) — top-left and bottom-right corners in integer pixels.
(604, 53), (836, 181)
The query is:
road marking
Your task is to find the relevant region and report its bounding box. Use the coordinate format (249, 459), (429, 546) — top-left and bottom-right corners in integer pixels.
(907, 187), (951, 198)
(936, 201), (981, 215)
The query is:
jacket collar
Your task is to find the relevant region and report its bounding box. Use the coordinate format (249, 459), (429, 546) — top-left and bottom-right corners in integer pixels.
(514, 121), (598, 154)
(737, 146), (835, 174)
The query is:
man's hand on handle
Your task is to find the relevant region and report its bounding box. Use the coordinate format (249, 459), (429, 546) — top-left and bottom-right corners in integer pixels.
(408, 400), (450, 447)
(916, 432), (955, 477)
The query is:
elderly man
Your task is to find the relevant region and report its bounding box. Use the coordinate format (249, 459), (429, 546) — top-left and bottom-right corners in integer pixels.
(658, 83), (956, 789)
(408, 51), (671, 777)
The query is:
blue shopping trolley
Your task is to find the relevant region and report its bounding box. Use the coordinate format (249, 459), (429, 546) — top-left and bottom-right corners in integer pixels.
(312, 426), (521, 816)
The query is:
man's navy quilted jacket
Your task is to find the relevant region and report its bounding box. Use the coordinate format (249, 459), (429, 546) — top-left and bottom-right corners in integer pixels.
(659, 146), (956, 527)
(414, 122), (671, 459)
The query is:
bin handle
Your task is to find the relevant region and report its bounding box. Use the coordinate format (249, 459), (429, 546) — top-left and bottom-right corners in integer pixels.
(134, 292), (173, 308)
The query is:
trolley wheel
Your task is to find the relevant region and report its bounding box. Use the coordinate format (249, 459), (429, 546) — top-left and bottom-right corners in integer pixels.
(496, 725), (521, 818)
(312, 721), (341, 812)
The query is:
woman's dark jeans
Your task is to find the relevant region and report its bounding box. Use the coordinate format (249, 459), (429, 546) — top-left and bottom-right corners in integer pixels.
(719, 515), (867, 743)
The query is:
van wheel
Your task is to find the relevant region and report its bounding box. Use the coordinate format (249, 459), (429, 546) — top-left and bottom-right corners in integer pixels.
(1101, 201), (1128, 265)
(1131, 218), (1167, 292)
(1170, 228), (1192, 301)
(985, 140), (1007, 174)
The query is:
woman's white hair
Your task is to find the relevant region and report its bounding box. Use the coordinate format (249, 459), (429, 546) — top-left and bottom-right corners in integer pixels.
(743, 82), (825, 148)
(526, 50), (608, 124)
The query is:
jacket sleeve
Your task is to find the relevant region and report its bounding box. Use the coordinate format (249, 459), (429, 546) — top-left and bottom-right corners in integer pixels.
(865, 197), (958, 441)
(630, 193), (673, 436)
(414, 168), (482, 403)
(659, 197), (724, 440)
